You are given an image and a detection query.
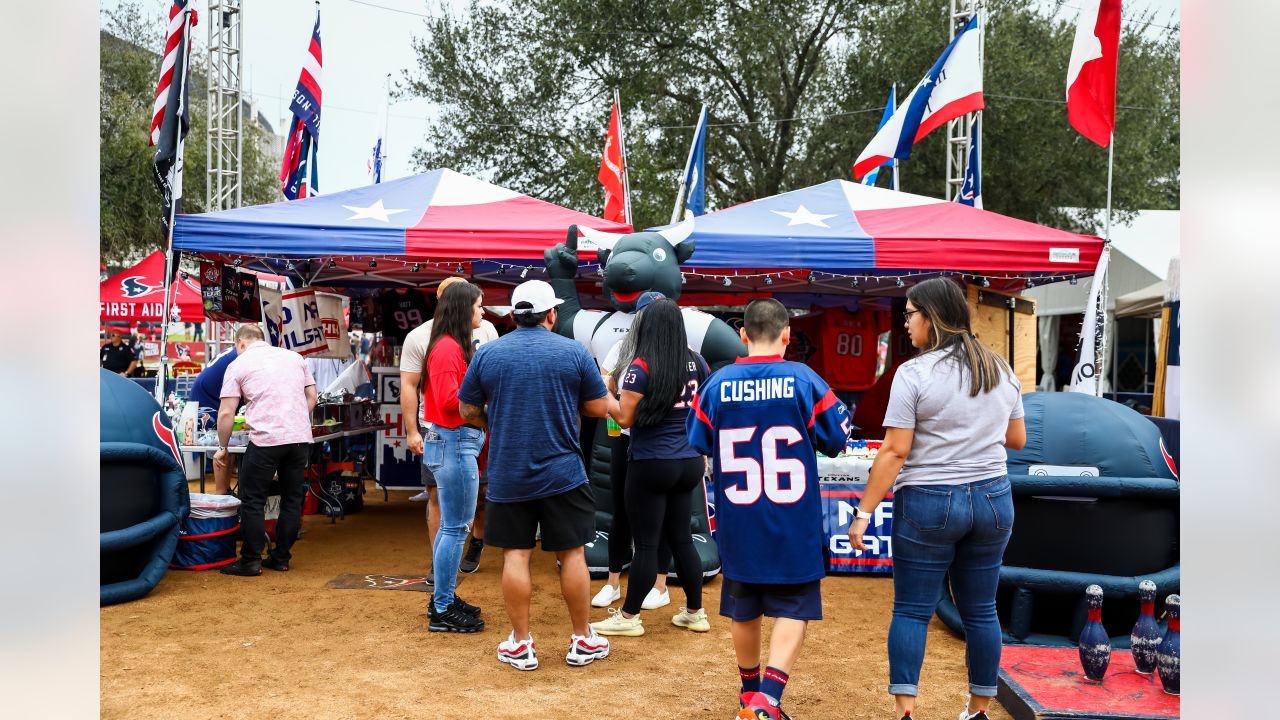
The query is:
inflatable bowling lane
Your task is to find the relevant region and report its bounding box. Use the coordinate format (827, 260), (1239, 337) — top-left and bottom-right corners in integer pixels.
(936, 392), (1180, 647)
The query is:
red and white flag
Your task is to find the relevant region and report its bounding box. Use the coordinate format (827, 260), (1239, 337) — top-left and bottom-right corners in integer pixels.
(598, 100), (628, 224)
(1066, 0), (1122, 147)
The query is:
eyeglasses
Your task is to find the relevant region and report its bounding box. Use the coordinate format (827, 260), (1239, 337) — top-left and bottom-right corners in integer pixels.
(903, 309), (923, 322)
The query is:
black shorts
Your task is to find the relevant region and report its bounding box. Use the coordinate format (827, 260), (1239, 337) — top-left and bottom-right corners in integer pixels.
(719, 578), (823, 622)
(484, 484), (595, 552)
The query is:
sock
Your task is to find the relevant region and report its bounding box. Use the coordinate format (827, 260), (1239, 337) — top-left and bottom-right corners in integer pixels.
(738, 665), (760, 694)
(760, 666), (789, 705)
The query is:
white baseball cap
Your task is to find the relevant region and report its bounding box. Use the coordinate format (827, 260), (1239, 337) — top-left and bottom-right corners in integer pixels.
(510, 279), (565, 315)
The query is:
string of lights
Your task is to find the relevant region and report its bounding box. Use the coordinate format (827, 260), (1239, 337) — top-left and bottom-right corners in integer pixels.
(219, 254), (1085, 289)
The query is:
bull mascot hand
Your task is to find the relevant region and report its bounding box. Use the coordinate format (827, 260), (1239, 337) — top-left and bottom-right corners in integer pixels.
(543, 227), (581, 281)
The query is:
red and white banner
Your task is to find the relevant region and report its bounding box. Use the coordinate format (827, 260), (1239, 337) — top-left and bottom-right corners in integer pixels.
(1066, 0), (1122, 147)
(314, 291), (349, 359)
(598, 100), (628, 224)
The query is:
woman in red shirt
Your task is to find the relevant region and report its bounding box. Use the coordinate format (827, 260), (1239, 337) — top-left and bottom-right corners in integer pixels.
(422, 281), (487, 633)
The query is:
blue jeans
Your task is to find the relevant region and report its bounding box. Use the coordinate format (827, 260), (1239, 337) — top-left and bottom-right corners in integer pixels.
(424, 424), (485, 613)
(888, 475), (1013, 698)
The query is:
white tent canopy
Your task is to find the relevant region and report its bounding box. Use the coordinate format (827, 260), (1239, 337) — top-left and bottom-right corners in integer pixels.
(1115, 280), (1165, 318)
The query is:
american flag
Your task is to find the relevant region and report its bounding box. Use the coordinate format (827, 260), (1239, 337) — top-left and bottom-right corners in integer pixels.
(282, 9), (323, 199)
(150, 0), (197, 244)
(149, 0), (197, 148)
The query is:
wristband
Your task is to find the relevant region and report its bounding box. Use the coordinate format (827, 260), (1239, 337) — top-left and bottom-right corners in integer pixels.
(855, 507), (873, 521)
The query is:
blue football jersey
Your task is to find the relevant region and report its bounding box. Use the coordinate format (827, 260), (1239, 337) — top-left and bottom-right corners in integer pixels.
(687, 356), (852, 584)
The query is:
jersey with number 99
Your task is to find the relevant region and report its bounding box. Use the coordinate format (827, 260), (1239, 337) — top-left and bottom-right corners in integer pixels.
(687, 356), (852, 584)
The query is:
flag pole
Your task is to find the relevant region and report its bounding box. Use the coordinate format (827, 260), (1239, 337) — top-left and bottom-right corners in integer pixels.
(890, 83), (901, 192)
(614, 88), (633, 227)
(1097, 131), (1115, 397)
(156, 6), (194, 404)
(671, 103), (705, 224)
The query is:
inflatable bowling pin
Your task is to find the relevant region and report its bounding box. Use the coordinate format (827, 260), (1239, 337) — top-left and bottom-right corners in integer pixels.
(1130, 580), (1163, 674)
(1078, 584), (1111, 681)
(1156, 594), (1180, 695)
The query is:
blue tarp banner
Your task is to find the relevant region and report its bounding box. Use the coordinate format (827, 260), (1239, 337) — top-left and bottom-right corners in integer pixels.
(820, 482), (894, 574)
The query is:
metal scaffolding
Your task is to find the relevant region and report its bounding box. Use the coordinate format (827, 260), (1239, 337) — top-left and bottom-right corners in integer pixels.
(206, 0), (243, 211)
(945, 0), (982, 201)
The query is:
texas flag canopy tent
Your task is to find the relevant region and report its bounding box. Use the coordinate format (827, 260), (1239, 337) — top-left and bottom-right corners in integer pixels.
(101, 251), (205, 323)
(656, 179), (1104, 276)
(173, 169), (631, 266)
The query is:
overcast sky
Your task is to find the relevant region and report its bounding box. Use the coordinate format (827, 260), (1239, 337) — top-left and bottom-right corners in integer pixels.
(101, 0), (1181, 197)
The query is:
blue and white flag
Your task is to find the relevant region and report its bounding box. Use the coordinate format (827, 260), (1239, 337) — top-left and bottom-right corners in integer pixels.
(852, 15), (984, 179)
(862, 86), (896, 187)
(681, 104), (709, 218)
(957, 116), (982, 208)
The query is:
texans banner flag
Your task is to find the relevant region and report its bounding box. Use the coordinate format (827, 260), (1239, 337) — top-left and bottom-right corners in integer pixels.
(957, 116), (982, 208)
(368, 77), (389, 185)
(680, 105), (709, 218)
(852, 15), (984, 180)
(598, 98), (628, 224)
(282, 8), (323, 200)
(150, 0), (197, 242)
(1066, 0), (1122, 147)
(1070, 244), (1111, 395)
(861, 85), (896, 187)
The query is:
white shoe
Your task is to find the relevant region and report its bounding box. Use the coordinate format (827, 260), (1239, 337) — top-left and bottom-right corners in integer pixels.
(590, 607), (645, 637)
(591, 584), (621, 608)
(671, 606), (710, 632)
(408, 490), (429, 502)
(641, 587), (670, 610)
(497, 631), (538, 671)
(566, 628), (611, 666)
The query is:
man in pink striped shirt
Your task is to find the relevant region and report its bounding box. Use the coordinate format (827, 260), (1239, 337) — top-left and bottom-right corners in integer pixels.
(214, 325), (317, 576)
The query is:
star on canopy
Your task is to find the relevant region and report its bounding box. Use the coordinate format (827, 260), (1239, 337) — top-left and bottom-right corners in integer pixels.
(771, 205), (837, 228)
(343, 199), (408, 222)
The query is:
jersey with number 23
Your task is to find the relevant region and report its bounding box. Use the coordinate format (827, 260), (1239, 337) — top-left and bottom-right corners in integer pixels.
(687, 356), (852, 584)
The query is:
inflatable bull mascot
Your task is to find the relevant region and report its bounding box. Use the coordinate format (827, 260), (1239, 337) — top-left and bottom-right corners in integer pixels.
(542, 220), (746, 579)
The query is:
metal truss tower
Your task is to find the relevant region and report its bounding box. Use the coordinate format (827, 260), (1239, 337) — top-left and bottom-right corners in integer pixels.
(945, 0), (982, 201)
(207, 0), (243, 211)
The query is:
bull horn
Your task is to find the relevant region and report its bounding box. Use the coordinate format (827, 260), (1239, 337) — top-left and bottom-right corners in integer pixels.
(656, 218), (695, 246)
(577, 225), (626, 251)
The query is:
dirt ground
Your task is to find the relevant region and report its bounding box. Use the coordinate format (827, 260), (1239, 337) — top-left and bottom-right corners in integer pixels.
(101, 485), (1014, 720)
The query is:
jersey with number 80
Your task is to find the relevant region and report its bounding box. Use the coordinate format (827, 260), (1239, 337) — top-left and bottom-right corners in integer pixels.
(688, 357), (852, 584)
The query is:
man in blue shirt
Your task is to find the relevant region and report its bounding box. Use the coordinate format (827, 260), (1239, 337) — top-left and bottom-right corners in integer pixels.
(458, 280), (612, 671)
(188, 346), (238, 494)
(688, 298), (852, 720)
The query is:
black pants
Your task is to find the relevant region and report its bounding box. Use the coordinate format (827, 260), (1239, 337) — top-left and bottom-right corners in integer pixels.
(238, 441), (309, 563)
(622, 456), (704, 615)
(608, 434), (671, 576)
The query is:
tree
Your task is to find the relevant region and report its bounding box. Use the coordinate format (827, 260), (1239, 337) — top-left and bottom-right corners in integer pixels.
(405, 0), (1178, 234)
(100, 2), (281, 265)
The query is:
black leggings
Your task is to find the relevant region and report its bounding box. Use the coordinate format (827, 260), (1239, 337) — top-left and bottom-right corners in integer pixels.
(608, 434), (671, 576)
(622, 456), (705, 615)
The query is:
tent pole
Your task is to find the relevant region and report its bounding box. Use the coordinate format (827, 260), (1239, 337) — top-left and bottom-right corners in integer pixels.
(615, 88), (633, 227)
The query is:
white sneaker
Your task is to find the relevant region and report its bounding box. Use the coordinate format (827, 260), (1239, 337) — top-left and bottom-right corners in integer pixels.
(566, 628), (611, 666)
(641, 587), (670, 610)
(671, 606), (710, 632)
(591, 584), (621, 608)
(590, 607), (645, 637)
(408, 490), (429, 502)
(497, 631), (538, 671)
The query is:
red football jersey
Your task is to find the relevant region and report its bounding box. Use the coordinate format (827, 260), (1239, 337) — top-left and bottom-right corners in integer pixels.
(819, 307), (885, 391)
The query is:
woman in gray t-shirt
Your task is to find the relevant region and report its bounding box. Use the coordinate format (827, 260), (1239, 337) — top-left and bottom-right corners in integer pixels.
(848, 277), (1027, 720)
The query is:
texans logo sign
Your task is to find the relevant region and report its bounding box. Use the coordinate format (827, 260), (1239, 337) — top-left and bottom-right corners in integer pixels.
(152, 412), (183, 467)
(121, 276), (161, 299)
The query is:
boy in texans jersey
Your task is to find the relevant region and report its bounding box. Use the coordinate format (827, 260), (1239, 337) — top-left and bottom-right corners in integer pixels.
(688, 299), (852, 720)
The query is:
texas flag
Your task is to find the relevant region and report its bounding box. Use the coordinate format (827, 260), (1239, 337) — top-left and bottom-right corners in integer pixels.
(852, 15), (984, 180)
(1066, 0), (1122, 147)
